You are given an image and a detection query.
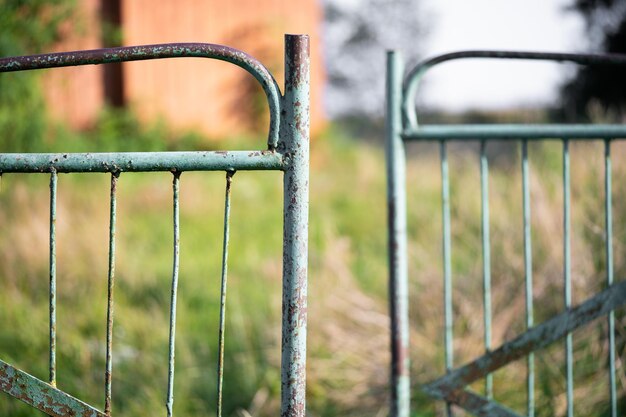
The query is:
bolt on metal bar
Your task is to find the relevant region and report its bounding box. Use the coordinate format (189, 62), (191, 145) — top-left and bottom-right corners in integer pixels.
(440, 140), (453, 417)
(104, 173), (119, 415)
(216, 171), (234, 417)
(604, 139), (617, 417)
(49, 169), (58, 387)
(563, 139), (573, 417)
(386, 50), (410, 417)
(479, 141), (493, 399)
(521, 140), (534, 417)
(166, 172), (181, 417)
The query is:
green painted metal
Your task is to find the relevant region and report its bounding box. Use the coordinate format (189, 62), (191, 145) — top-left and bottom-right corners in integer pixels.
(605, 140), (617, 417)
(0, 359), (105, 417)
(0, 151), (284, 173)
(521, 140), (534, 417)
(479, 141), (492, 400)
(386, 50), (626, 417)
(440, 140), (454, 417)
(424, 280), (626, 398)
(280, 35), (310, 417)
(105, 173), (118, 415)
(0, 37), (309, 417)
(166, 172), (181, 417)
(385, 50), (410, 417)
(563, 140), (573, 417)
(401, 50), (626, 130)
(217, 171), (234, 417)
(49, 170), (58, 387)
(403, 124), (626, 140)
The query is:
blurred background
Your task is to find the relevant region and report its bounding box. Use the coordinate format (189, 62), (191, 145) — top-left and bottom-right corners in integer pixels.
(1, 0), (626, 416)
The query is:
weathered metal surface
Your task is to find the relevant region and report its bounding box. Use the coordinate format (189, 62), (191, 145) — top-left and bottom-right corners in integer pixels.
(104, 173), (119, 415)
(0, 151), (284, 173)
(217, 171), (234, 417)
(49, 170), (58, 387)
(385, 50), (410, 417)
(0, 359), (105, 417)
(424, 280), (626, 398)
(280, 34), (309, 417)
(0, 43), (281, 149)
(166, 172), (181, 417)
(0, 37), (310, 417)
(403, 124), (626, 140)
(402, 50), (626, 128)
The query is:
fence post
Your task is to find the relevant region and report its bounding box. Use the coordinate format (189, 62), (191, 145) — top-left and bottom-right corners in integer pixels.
(386, 50), (410, 417)
(281, 34), (310, 417)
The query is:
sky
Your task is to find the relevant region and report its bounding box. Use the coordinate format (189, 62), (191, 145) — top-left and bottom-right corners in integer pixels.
(417, 0), (585, 111)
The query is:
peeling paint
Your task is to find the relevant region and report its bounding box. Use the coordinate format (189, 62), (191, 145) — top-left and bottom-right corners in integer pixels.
(280, 34), (309, 417)
(0, 360), (105, 417)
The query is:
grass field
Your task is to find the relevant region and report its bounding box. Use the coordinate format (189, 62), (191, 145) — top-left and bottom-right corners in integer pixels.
(1, 120), (625, 416)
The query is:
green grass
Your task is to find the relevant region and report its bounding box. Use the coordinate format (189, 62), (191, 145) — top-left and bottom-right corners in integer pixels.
(1, 120), (626, 417)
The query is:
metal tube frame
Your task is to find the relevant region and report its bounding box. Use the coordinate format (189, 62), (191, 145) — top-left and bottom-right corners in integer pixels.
(386, 49), (626, 417)
(0, 36), (309, 417)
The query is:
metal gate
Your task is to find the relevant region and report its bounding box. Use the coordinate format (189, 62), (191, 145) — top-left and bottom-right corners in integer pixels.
(0, 35), (309, 417)
(386, 51), (626, 417)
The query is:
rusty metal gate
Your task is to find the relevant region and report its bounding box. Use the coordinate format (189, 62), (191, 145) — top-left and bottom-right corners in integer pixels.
(0, 35), (309, 417)
(386, 51), (626, 417)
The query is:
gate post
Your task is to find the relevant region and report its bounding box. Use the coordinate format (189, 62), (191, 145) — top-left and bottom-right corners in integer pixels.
(386, 50), (410, 417)
(280, 34), (310, 417)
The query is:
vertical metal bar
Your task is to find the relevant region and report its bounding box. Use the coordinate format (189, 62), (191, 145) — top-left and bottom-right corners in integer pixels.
(522, 140), (534, 417)
(166, 172), (181, 417)
(604, 139), (617, 417)
(104, 173), (119, 415)
(441, 140), (453, 417)
(216, 171), (234, 417)
(479, 141), (492, 399)
(280, 34), (309, 417)
(386, 50), (410, 417)
(49, 169), (58, 387)
(563, 139), (573, 417)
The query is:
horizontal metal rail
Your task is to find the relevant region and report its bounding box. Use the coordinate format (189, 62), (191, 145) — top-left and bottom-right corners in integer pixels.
(0, 43), (281, 149)
(403, 124), (626, 140)
(0, 150), (284, 173)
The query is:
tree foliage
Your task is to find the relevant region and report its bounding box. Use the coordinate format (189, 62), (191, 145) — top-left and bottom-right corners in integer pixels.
(322, 0), (424, 118)
(0, 1), (74, 151)
(561, 0), (626, 119)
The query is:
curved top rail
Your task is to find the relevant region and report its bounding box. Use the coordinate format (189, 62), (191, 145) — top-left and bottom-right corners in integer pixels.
(0, 43), (282, 150)
(402, 50), (626, 129)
